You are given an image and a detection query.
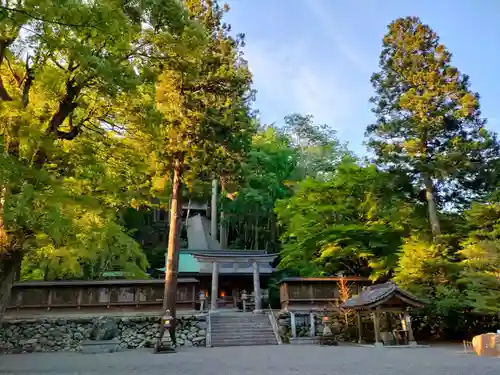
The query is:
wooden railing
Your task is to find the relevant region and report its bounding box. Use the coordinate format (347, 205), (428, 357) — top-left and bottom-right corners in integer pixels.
(6, 278), (199, 315)
(279, 277), (371, 310)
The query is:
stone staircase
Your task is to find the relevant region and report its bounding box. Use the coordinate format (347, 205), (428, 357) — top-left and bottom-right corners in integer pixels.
(209, 313), (278, 347)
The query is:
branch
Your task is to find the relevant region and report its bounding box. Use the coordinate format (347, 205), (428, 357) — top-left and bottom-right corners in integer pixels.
(21, 55), (34, 107)
(0, 40), (13, 101)
(0, 6), (101, 29)
(4, 55), (22, 86)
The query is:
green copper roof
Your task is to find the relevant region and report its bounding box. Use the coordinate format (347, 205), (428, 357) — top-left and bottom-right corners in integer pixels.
(157, 253), (200, 273)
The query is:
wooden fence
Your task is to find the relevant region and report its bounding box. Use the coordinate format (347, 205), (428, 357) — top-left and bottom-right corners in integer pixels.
(6, 278), (199, 315)
(279, 277), (372, 311)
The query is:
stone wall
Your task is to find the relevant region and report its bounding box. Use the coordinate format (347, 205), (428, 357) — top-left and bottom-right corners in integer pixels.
(276, 311), (365, 343)
(276, 312), (326, 342)
(0, 315), (207, 354)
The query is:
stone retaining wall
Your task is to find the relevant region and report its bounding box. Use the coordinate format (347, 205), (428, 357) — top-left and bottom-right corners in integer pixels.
(276, 312), (326, 341)
(0, 315), (207, 354)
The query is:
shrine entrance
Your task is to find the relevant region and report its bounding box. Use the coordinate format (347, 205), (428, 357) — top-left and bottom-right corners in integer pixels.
(192, 253), (277, 312)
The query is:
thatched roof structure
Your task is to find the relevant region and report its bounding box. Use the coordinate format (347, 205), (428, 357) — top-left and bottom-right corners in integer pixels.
(341, 281), (425, 310)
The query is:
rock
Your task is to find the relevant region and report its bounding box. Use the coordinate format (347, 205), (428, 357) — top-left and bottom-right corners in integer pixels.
(89, 317), (119, 341)
(197, 322), (208, 330)
(278, 326), (287, 337)
(0, 314), (209, 354)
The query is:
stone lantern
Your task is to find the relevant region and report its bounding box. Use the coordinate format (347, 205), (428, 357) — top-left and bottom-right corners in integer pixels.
(199, 291), (206, 312)
(322, 315), (332, 336)
(162, 309), (173, 331)
(241, 290), (248, 312)
(154, 309), (175, 353)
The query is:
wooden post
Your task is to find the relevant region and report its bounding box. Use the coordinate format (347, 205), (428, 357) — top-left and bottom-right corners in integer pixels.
(372, 308), (382, 346)
(310, 312), (316, 337)
(46, 289), (53, 311)
(291, 312), (297, 338)
(191, 284), (196, 310)
(211, 179), (217, 240)
(404, 311), (417, 346)
(210, 261), (218, 311)
(252, 261), (262, 312)
(356, 311), (363, 344)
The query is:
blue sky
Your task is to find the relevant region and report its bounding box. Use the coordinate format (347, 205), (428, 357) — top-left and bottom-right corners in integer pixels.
(225, 0), (500, 155)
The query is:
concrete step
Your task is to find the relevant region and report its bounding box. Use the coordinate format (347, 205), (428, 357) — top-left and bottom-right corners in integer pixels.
(212, 327), (273, 336)
(211, 324), (271, 330)
(211, 340), (277, 347)
(209, 313), (277, 347)
(212, 332), (276, 340)
(212, 329), (276, 336)
(210, 314), (268, 319)
(211, 318), (270, 323)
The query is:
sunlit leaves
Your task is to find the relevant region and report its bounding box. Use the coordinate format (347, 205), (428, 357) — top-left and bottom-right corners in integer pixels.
(276, 161), (411, 278)
(367, 16), (500, 211)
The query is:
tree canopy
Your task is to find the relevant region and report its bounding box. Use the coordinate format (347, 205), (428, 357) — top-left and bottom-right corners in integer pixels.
(0, 6), (499, 336)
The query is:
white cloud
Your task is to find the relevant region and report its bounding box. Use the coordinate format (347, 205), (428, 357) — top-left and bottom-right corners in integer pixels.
(305, 0), (371, 73)
(243, 41), (353, 131)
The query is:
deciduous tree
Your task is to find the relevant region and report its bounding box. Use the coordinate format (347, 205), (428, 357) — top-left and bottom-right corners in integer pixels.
(0, 0), (191, 321)
(276, 161), (411, 278)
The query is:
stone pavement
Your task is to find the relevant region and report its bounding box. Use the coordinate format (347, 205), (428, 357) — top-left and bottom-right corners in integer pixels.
(1, 345), (499, 375)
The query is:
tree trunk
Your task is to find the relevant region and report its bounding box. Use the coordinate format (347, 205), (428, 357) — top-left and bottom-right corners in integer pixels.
(219, 210), (227, 249)
(423, 175), (441, 239)
(0, 250), (23, 323)
(254, 208), (259, 250)
(211, 179), (217, 241)
(163, 159), (183, 345)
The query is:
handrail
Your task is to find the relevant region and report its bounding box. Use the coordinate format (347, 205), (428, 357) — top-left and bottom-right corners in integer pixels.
(206, 311), (212, 348)
(267, 304), (282, 345)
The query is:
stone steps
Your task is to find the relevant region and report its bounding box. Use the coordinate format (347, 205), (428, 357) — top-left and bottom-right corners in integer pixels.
(210, 339), (277, 347)
(209, 313), (277, 347)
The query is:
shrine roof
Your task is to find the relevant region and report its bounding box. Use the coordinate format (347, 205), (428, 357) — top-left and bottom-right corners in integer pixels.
(191, 252), (278, 263)
(341, 281), (425, 310)
(278, 276), (370, 284)
(157, 251), (276, 274)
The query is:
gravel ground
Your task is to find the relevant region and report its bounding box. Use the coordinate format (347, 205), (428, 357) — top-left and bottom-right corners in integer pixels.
(1, 345), (499, 375)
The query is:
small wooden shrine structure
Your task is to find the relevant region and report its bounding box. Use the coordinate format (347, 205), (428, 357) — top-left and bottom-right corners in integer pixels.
(341, 281), (425, 346)
(279, 276), (372, 311)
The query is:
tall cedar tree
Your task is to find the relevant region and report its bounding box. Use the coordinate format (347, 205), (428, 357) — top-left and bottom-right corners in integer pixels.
(367, 17), (500, 240)
(156, 0), (254, 340)
(0, 0), (191, 321)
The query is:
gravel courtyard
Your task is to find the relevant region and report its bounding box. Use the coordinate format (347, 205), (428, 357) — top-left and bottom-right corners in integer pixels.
(1, 345), (499, 375)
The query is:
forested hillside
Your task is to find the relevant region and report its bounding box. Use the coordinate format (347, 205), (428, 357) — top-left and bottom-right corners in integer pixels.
(0, 2), (499, 335)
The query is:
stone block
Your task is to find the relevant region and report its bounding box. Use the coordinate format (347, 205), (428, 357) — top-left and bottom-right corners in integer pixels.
(81, 339), (121, 354)
(90, 317), (119, 341)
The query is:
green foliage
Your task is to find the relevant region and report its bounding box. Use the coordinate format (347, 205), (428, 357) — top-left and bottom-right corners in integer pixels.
(276, 161), (410, 278)
(393, 237), (467, 314)
(457, 194), (500, 314)
(222, 126), (298, 250)
(154, 0), (255, 189)
(0, 3), (499, 337)
(283, 113), (352, 180)
(0, 0), (194, 291)
(367, 16), (500, 236)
